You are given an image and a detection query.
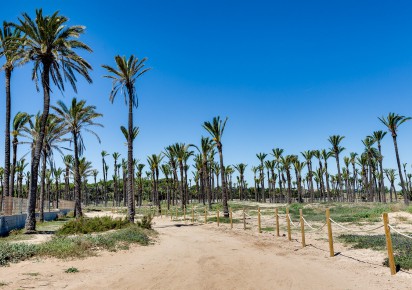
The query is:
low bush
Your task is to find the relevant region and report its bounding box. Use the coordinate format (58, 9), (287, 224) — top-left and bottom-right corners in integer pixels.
(56, 216), (129, 235)
(339, 234), (412, 270)
(137, 215), (153, 229)
(0, 242), (37, 266)
(0, 225), (151, 266)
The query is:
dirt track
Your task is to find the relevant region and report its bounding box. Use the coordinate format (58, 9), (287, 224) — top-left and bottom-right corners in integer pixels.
(1, 216), (411, 289)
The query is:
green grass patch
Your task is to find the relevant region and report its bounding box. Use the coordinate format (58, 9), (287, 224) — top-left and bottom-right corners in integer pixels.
(338, 234), (412, 270)
(22, 272), (40, 277)
(207, 217), (240, 224)
(56, 216), (129, 235)
(0, 242), (37, 266)
(261, 227), (274, 232)
(65, 267), (79, 273)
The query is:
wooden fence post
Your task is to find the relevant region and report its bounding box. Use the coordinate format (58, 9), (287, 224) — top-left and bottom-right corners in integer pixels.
(217, 210), (220, 227)
(258, 207), (262, 233)
(205, 207), (207, 224)
(286, 207), (291, 241)
(243, 207), (246, 230)
(383, 213), (396, 275)
(275, 208), (280, 237)
(230, 207), (233, 229)
(326, 208), (334, 257)
(299, 209), (306, 248)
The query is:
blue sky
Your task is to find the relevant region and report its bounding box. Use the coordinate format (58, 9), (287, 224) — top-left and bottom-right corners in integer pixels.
(1, 1), (412, 185)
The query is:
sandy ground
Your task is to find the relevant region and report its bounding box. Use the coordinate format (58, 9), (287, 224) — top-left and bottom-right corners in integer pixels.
(1, 213), (411, 290)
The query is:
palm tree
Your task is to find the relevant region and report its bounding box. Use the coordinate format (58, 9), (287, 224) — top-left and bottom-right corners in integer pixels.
(384, 169), (397, 202)
(0, 167), (4, 210)
(328, 135), (345, 198)
(1, 22), (23, 199)
(251, 166), (259, 201)
(301, 150), (315, 202)
(147, 153), (164, 213)
(271, 148), (284, 200)
(379, 113), (410, 205)
(293, 159), (305, 203)
(313, 150), (325, 199)
(136, 163), (145, 206)
(63, 155), (73, 200)
(160, 164), (171, 209)
(370, 131), (387, 202)
(321, 149), (333, 201)
(102, 55), (150, 222)
(169, 143), (190, 208)
(54, 167), (63, 208)
(92, 169), (99, 205)
(349, 152), (358, 201)
(256, 153), (267, 202)
(101, 151), (109, 206)
(10, 112), (31, 198)
(52, 98), (102, 218)
(16, 10), (92, 231)
(203, 116), (229, 217)
(112, 152), (121, 206)
(280, 155), (294, 204)
(234, 163), (247, 201)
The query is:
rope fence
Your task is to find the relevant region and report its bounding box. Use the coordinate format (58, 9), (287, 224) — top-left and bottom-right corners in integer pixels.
(152, 204), (412, 276)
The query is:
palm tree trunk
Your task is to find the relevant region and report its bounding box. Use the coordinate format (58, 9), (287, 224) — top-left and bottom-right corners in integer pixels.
(392, 136), (408, 205)
(127, 92), (135, 222)
(335, 153), (343, 200)
(73, 132), (82, 218)
(3, 68), (11, 200)
(179, 161), (185, 209)
(39, 150), (46, 222)
(26, 62), (51, 232)
(217, 145), (228, 217)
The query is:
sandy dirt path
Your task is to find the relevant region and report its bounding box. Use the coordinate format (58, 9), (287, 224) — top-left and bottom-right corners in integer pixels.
(1, 217), (411, 290)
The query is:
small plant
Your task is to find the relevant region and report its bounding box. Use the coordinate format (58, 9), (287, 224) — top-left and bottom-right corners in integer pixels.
(23, 272), (39, 276)
(56, 216), (129, 235)
(0, 281), (9, 287)
(137, 215), (153, 229)
(65, 267), (79, 273)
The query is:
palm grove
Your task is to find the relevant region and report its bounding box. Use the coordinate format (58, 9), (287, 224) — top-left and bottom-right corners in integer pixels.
(1, 10), (411, 232)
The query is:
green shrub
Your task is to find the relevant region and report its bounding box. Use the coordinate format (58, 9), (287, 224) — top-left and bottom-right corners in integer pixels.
(56, 216), (129, 235)
(339, 234), (412, 270)
(65, 267), (79, 273)
(137, 215), (153, 229)
(0, 242), (37, 266)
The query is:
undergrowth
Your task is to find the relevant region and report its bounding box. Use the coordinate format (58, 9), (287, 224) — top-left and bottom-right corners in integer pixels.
(339, 234), (412, 270)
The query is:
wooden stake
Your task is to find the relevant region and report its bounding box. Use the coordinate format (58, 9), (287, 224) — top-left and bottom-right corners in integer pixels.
(383, 213), (396, 275)
(258, 207), (262, 233)
(230, 207), (233, 229)
(275, 208), (280, 237)
(286, 207), (291, 241)
(326, 208), (334, 257)
(243, 207), (246, 230)
(217, 210), (220, 227)
(299, 209), (306, 248)
(205, 207), (207, 224)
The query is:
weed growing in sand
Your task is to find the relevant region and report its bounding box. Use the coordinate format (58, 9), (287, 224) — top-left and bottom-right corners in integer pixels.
(22, 272), (40, 276)
(65, 267), (79, 273)
(339, 234), (412, 270)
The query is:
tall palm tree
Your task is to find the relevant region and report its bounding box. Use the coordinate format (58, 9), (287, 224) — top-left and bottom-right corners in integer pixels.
(301, 150), (315, 202)
(384, 169), (397, 202)
(112, 152), (121, 206)
(328, 135), (345, 199)
(136, 163), (145, 207)
(63, 155), (73, 200)
(52, 98), (102, 218)
(101, 151), (109, 206)
(169, 143), (190, 208)
(256, 153), (267, 202)
(92, 169), (98, 205)
(160, 164), (171, 209)
(10, 112), (31, 198)
(16, 10), (92, 231)
(379, 113), (410, 204)
(271, 148), (284, 199)
(102, 55), (150, 222)
(203, 116), (229, 217)
(349, 152), (358, 201)
(313, 150), (325, 199)
(1, 22), (23, 199)
(370, 131), (387, 202)
(53, 167), (63, 208)
(280, 155), (294, 204)
(234, 163), (247, 201)
(0, 167), (4, 211)
(321, 149), (333, 201)
(147, 153), (163, 213)
(293, 159), (305, 203)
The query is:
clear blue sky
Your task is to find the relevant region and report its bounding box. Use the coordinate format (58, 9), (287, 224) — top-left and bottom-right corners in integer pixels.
(1, 1), (412, 185)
